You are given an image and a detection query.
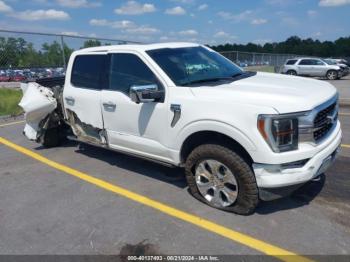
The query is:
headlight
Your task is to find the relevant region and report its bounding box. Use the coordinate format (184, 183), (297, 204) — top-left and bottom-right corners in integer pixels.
(258, 114), (299, 152)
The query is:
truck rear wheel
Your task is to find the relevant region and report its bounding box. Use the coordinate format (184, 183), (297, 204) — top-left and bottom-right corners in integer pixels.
(41, 127), (61, 148)
(185, 144), (258, 215)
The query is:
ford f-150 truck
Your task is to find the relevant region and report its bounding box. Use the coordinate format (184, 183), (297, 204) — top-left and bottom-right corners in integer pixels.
(19, 43), (342, 215)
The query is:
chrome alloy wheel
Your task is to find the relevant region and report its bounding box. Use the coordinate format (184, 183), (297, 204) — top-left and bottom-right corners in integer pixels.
(195, 159), (238, 208)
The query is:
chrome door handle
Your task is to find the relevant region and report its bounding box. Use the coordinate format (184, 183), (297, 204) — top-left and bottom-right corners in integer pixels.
(103, 101), (116, 110)
(65, 96), (75, 105)
(65, 96), (75, 102)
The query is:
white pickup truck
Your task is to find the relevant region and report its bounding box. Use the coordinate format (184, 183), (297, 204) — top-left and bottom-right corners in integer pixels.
(20, 43), (342, 215)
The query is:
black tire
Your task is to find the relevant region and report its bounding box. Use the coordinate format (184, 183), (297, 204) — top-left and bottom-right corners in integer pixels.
(185, 144), (259, 215)
(41, 127), (61, 148)
(286, 70), (297, 76)
(326, 70), (338, 80)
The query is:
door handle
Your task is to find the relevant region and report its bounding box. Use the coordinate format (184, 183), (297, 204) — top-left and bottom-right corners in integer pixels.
(65, 96), (75, 105)
(103, 101), (116, 110)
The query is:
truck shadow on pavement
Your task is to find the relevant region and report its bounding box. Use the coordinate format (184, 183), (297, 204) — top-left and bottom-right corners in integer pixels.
(256, 175), (326, 214)
(72, 142), (188, 189)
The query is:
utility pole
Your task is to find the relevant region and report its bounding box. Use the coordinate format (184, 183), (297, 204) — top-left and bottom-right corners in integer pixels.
(60, 35), (66, 69)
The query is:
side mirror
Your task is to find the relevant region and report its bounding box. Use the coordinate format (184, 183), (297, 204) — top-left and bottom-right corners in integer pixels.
(130, 84), (164, 104)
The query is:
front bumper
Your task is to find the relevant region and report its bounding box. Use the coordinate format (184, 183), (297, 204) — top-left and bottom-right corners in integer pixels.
(253, 125), (342, 190)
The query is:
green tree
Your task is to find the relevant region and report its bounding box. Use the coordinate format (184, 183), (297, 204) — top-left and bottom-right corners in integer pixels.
(82, 39), (101, 48)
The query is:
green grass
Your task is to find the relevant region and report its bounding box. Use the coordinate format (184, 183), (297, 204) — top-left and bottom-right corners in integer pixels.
(245, 66), (275, 73)
(0, 88), (23, 116)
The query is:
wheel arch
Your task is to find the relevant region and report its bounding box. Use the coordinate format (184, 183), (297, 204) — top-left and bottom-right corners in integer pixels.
(178, 123), (255, 165)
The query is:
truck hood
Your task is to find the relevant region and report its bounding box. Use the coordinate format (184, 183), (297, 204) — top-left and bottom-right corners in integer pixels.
(191, 72), (337, 114)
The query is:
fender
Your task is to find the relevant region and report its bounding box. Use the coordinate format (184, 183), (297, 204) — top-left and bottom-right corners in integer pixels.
(174, 119), (257, 154)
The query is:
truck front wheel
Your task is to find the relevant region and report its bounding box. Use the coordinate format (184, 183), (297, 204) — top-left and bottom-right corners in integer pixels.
(185, 144), (258, 215)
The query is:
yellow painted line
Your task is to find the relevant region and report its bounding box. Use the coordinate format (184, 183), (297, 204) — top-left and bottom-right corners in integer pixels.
(0, 136), (312, 262)
(339, 112), (350, 116)
(0, 120), (25, 128)
(342, 144), (350, 148)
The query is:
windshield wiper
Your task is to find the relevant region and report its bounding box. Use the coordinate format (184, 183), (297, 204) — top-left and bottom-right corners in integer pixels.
(231, 72), (243, 78)
(181, 71), (256, 86)
(182, 77), (234, 86)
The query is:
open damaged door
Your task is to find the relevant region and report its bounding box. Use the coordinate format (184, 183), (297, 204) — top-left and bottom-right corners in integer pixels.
(63, 53), (109, 145)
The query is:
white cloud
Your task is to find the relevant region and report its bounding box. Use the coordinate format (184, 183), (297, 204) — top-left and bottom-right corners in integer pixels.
(61, 31), (81, 36)
(214, 31), (236, 39)
(160, 36), (170, 41)
(9, 9), (70, 21)
(214, 31), (229, 38)
(114, 1), (156, 15)
(178, 29), (198, 36)
(89, 19), (135, 29)
(170, 0), (195, 4)
(0, 0), (12, 12)
(89, 18), (158, 35)
(198, 4), (208, 11)
(124, 26), (160, 35)
(307, 10), (317, 16)
(217, 10), (253, 22)
(319, 0), (350, 6)
(165, 6), (186, 15)
(251, 18), (268, 25)
(56, 0), (101, 8)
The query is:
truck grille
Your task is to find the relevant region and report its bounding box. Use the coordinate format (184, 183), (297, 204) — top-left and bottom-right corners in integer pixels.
(313, 102), (337, 142)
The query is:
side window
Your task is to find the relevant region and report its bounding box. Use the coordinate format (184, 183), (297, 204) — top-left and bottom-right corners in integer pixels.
(109, 53), (161, 94)
(71, 55), (108, 89)
(286, 59), (297, 65)
(298, 59), (312, 65)
(314, 60), (325, 66)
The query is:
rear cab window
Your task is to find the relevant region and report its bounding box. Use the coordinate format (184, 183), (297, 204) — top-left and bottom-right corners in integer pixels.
(71, 54), (108, 90)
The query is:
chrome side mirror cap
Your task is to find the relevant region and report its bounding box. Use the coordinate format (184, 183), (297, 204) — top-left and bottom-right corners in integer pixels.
(130, 84), (164, 104)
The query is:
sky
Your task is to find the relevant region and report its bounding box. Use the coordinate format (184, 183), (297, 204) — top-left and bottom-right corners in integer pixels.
(0, 0), (349, 45)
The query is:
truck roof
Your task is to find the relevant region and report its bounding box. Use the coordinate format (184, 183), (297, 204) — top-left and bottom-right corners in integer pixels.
(74, 42), (200, 54)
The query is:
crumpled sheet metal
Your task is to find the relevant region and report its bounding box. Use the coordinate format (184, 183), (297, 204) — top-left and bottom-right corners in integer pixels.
(19, 82), (57, 140)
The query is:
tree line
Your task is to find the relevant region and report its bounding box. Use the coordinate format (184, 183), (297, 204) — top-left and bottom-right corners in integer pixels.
(0, 38), (107, 68)
(1, 35), (349, 68)
(210, 36), (350, 58)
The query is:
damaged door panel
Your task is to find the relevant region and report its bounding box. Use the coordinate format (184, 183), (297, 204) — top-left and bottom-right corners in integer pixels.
(62, 53), (108, 144)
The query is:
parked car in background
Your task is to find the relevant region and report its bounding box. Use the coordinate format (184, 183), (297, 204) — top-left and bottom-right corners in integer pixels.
(0, 72), (10, 82)
(281, 58), (343, 80)
(323, 59), (349, 77)
(334, 58), (350, 67)
(9, 72), (26, 82)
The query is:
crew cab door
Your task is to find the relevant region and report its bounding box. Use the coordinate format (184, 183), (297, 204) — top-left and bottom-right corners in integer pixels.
(63, 53), (108, 144)
(100, 52), (171, 162)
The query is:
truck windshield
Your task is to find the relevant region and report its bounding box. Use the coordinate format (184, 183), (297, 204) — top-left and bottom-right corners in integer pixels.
(147, 46), (245, 86)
